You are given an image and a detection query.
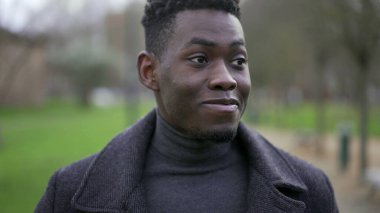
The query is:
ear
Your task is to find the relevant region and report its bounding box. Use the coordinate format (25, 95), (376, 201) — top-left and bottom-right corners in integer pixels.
(137, 51), (160, 91)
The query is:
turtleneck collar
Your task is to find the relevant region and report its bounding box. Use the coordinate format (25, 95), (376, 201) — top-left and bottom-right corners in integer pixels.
(151, 111), (233, 164)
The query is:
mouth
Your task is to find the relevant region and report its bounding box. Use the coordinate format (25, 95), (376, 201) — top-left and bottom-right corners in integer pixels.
(201, 98), (240, 112)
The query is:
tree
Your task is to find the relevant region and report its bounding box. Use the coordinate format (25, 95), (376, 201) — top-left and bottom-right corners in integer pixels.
(123, 1), (145, 124)
(300, 0), (341, 153)
(49, 42), (114, 107)
(0, 0), (52, 105)
(334, 0), (380, 177)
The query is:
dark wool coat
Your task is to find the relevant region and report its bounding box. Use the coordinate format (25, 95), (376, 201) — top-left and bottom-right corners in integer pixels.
(35, 110), (339, 213)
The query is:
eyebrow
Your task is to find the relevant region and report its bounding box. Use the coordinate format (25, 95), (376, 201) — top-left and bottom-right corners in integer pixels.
(230, 39), (245, 48)
(184, 37), (245, 48)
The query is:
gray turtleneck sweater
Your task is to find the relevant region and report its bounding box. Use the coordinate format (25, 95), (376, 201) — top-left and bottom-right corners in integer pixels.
(142, 113), (248, 212)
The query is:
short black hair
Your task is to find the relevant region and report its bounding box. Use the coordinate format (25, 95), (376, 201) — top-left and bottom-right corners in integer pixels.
(141, 0), (241, 60)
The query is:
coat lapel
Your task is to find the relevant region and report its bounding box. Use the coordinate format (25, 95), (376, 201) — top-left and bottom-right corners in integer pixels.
(238, 124), (308, 212)
(71, 110), (157, 213)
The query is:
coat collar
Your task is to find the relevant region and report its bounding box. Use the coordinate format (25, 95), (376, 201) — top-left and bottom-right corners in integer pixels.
(72, 110), (308, 213)
(237, 124), (308, 212)
(71, 110), (156, 213)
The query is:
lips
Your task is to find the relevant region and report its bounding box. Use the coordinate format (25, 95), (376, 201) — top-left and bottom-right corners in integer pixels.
(201, 98), (240, 112)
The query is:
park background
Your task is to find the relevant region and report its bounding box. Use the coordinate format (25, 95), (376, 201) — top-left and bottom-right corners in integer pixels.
(0, 0), (380, 212)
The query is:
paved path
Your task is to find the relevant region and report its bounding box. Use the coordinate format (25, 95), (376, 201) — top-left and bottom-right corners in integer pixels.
(255, 127), (380, 213)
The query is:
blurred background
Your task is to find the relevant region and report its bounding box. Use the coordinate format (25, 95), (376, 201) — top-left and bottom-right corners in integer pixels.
(0, 0), (379, 212)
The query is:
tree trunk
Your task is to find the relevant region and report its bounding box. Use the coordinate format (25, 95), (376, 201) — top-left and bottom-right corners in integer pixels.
(314, 51), (327, 155)
(78, 85), (92, 108)
(357, 60), (369, 179)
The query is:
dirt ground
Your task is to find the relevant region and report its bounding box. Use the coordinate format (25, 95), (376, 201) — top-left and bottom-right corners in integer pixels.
(256, 128), (380, 213)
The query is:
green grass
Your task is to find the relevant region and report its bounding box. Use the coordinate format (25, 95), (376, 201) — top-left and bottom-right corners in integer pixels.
(0, 101), (155, 213)
(244, 103), (380, 137)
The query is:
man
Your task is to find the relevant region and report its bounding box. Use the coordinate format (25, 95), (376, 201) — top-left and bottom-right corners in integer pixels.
(36, 0), (339, 212)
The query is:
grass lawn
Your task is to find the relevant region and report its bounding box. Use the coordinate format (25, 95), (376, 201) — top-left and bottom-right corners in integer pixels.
(0, 101), (154, 213)
(245, 103), (380, 137)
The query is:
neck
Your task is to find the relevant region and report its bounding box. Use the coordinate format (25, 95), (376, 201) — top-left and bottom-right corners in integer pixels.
(152, 111), (232, 163)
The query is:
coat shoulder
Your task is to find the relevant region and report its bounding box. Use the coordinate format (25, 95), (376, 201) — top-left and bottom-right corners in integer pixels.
(57, 154), (97, 189)
(276, 149), (338, 212)
(277, 148), (329, 186)
(35, 154), (98, 213)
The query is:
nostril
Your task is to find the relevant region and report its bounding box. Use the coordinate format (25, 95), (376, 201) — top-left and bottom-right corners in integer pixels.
(214, 85), (223, 90)
(225, 79), (237, 91)
(229, 82), (237, 90)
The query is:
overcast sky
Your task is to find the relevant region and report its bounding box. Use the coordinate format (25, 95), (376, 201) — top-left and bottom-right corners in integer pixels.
(0, 0), (137, 31)
(1, 0), (246, 32)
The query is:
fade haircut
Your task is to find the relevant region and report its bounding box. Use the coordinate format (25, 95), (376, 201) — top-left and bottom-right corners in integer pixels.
(141, 0), (241, 60)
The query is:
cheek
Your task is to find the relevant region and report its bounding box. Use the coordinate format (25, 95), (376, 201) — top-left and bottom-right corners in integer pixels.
(166, 71), (203, 98)
(169, 81), (199, 104)
(237, 74), (251, 97)
(161, 76), (199, 111)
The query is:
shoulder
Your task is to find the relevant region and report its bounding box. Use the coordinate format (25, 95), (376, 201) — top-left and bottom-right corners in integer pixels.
(238, 124), (338, 212)
(276, 148), (338, 211)
(35, 154), (97, 213)
(240, 124), (332, 188)
(56, 154), (97, 190)
(277, 148), (332, 188)
(276, 148), (324, 179)
(36, 110), (158, 212)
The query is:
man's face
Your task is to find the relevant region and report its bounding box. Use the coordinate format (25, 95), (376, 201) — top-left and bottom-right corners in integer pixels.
(155, 9), (251, 142)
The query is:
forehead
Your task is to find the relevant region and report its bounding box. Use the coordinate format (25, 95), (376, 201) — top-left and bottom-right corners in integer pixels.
(170, 9), (245, 48)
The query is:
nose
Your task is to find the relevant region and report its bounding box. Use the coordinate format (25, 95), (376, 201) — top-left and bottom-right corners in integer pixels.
(208, 61), (237, 91)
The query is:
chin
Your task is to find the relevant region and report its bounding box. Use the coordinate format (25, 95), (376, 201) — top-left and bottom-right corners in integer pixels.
(189, 124), (238, 143)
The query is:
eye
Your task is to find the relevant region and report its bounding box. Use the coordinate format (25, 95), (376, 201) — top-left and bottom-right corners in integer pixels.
(188, 55), (208, 64)
(231, 57), (247, 66)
